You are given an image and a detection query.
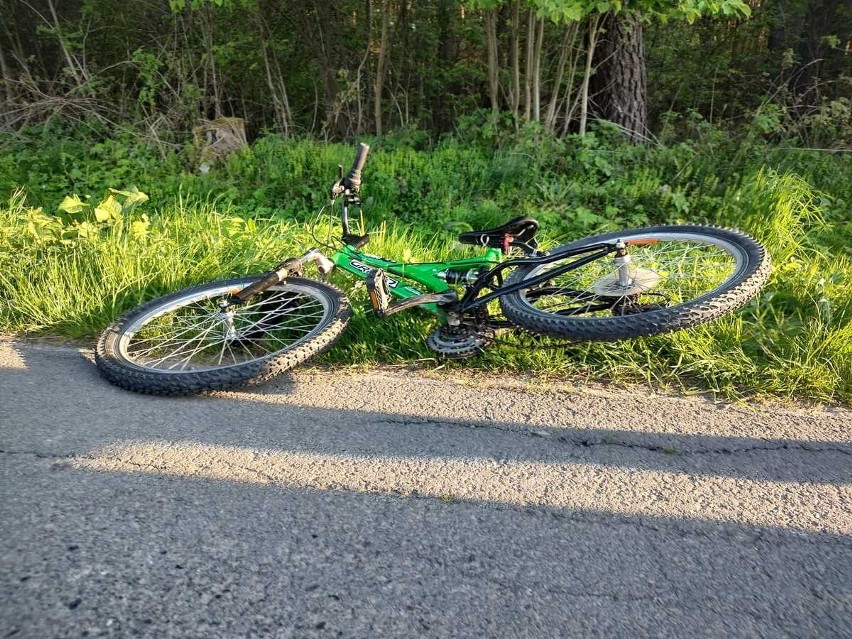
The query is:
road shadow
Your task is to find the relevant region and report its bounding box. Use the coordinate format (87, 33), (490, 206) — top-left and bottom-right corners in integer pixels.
(2, 339), (851, 637)
(0, 339), (848, 486)
(2, 453), (850, 638)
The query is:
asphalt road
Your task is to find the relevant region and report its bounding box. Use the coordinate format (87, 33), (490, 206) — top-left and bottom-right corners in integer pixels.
(1, 339), (850, 638)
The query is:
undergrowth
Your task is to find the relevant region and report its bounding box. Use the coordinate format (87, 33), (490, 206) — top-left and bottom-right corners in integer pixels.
(1, 120), (850, 403)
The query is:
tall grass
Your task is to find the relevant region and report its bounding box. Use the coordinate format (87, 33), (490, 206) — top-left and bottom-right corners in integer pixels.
(1, 153), (849, 402)
(0, 191), (312, 336)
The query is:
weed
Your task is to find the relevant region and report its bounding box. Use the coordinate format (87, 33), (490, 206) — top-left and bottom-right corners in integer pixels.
(1, 133), (850, 403)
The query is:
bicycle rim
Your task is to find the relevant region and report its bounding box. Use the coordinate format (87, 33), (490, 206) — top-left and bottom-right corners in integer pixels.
(116, 281), (334, 373)
(519, 231), (745, 317)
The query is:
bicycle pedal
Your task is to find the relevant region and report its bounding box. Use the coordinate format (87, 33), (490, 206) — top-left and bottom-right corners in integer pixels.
(366, 268), (391, 316)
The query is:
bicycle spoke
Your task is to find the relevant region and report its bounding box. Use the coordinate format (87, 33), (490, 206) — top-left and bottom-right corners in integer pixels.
(233, 326), (319, 347)
(169, 323), (223, 370)
(526, 239), (736, 318)
(116, 282), (335, 373)
(237, 309), (325, 333)
(129, 318), (219, 357)
(152, 322), (220, 370)
(217, 337), (229, 367)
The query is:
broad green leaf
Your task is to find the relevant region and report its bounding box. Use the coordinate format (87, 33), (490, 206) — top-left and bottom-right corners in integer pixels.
(94, 195), (122, 223)
(127, 189), (150, 210)
(67, 221), (98, 240)
(562, 4), (584, 20)
(26, 219), (57, 243)
(535, 0), (585, 22)
(110, 187), (150, 212)
(58, 194), (87, 215)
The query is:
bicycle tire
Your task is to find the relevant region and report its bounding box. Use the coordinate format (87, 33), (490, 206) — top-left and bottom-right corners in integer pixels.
(499, 225), (770, 341)
(96, 276), (350, 395)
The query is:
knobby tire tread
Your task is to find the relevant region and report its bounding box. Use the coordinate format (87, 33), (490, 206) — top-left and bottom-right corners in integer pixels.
(500, 225), (771, 341)
(95, 277), (351, 395)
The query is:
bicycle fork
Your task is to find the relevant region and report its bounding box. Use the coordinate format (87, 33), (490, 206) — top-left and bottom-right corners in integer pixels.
(225, 248), (336, 307)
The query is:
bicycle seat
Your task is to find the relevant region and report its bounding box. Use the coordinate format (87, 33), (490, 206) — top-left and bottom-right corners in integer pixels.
(458, 216), (539, 249)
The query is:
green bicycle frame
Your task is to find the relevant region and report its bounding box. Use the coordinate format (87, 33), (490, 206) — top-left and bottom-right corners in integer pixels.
(331, 243), (504, 315)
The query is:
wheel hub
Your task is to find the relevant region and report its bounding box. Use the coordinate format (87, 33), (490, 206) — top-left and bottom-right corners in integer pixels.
(591, 267), (661, 297)
(216, 309), (240, 340)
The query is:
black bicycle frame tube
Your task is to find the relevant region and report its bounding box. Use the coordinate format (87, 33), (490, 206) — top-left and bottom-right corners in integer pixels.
(341, 199), (352, 237)
(455, 243), (615, 313)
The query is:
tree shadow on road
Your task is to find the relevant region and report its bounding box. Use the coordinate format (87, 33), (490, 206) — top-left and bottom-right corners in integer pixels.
(2, 339), (851, 637)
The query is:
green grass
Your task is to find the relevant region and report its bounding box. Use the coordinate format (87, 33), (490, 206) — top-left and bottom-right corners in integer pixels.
(1, 160), (850, 403)
(0, 191), (312, 337)
(5, 123), (850, 236)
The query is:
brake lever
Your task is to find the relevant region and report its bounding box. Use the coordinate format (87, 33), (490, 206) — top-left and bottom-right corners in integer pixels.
(330, 178), (345, 201)
(329, 165), (347, 201)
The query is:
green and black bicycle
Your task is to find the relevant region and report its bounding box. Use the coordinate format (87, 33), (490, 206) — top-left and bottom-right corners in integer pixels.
(96, 144), (771, 395)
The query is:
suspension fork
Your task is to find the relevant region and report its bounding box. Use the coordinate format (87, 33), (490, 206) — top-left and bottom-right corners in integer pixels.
(224, 248), (336, 307)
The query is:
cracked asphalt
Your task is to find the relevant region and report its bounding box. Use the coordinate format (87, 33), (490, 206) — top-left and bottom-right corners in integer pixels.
(1, 339), (851, 638)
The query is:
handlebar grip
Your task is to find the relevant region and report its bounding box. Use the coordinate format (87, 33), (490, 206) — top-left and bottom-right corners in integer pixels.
(343, 143), (370, 193)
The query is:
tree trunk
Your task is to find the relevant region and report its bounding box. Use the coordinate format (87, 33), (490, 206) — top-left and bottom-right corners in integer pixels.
(205, 6), (223, 118)
(394, 0), (411, 129)
(46, 0), (84, 87)
(359, 0), (373, 135)
(509, 0), (521, 121)
(0, 38), (13, 102)
(523, 9), (535, 121)
(592, 11), (648, 142)
(545, 23), (578, 134)
(255, 5), (292, 137)
(485, 9), (500, 116)
(374, 0), (391, 136)
(310, 0), (341, 137)
(578, 14), (601, 137)
(532, 16), (544, 122)
(433, 0), (458, 133)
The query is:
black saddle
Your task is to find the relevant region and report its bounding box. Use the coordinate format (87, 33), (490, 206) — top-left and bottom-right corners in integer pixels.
(458, 216), (539, 252)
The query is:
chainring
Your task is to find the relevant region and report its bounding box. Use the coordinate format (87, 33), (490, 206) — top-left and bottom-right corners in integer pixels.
(426, 324), (494, 359)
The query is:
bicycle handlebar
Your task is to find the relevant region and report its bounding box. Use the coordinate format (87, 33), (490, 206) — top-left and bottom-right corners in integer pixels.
(342, 143), (370, 194)
(333, 143), (371, 241)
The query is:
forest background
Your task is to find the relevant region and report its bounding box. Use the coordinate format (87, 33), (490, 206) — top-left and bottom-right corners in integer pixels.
(1, 0), (851, 401)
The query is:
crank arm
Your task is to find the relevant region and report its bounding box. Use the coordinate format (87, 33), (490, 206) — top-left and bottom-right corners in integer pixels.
(376, 291), (459, 318)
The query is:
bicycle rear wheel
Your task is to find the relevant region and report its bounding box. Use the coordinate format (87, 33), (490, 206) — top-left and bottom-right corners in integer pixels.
(499, 225), (770, 341)
(96, 276), (350, 395)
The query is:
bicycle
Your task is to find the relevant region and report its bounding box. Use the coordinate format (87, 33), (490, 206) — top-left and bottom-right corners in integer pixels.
(96, 143), (771, 395)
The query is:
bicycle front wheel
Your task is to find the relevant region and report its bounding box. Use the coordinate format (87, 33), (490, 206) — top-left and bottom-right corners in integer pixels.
(500, 225), (770, 341)
(96, 276), (350, 395)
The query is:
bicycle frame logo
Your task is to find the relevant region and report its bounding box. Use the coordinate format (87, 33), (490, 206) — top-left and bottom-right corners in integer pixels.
(350, 259), (400, 287)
